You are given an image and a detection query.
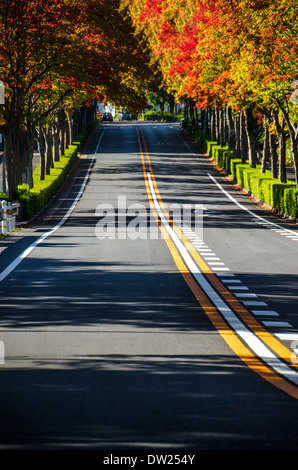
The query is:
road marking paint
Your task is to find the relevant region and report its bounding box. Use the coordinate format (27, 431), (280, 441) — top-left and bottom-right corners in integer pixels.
(228, 286), (249, 290)
(208, 173), (298, 240)
(252, 310), (279, 316)
(217, 273), (235, 277)
(212, 267), (230, 271)
(235, 293), (258, 298)
(276, 333), (298, 341)
(242, 301), (268, 306)
(207, 262), (226, 267)
(0, 130), (105, 283)
(262, 321), (293, 328)
(138, 127), (298, 398)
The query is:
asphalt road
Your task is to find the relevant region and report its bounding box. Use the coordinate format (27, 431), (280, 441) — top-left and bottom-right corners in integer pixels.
(0, 121), (298, 451)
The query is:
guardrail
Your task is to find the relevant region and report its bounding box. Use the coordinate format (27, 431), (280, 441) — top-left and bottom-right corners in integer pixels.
(0, 200), (20, 235)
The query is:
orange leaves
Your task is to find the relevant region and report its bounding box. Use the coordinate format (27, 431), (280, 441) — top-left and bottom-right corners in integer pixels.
(0, 0), (151, 121)
(124, 0), (297, 115)
(139, 0), (163, 22)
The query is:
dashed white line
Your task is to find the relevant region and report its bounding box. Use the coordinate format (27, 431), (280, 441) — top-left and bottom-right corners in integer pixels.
(262, 321), (293, 328)
(208, 173), (298, 241)
(252, 310), (279, 316)
(228, 286), (249, 290)
(235, 293), (258, 298)
(242, 301), (268, 306)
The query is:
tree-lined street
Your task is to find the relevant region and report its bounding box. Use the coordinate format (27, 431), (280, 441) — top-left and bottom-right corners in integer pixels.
(0, 121), (298, 450)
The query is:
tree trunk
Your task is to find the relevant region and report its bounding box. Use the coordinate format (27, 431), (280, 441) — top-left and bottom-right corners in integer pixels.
(69, 115), (74, 145)
(261, 117), (270, 173)
(239, 111), (248, 163)
(244, 108), (257, 168)
(269, 132), (278, 179)
(58, 110), (67, 156)
(203, 108), (209, 136)
(215, 106), (220, 142)
(272, 97), (298, 187)
(234, 112), (240, 158)
(272, 110), (287, 183)
(53, 122), (60, 162)
(2, 122), (35, 197)
(45, 126), (53, 176)
(37, 123), (46, 181)
(210, 107), (216, 140)
(227, 107), (236, 151)
(288, 129), (298, 187)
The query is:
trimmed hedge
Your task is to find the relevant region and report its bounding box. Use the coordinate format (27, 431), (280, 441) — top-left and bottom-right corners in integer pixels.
(182, 121), (298, 219)
(143, 110), (183, 122)
(16, 119), (99, 221)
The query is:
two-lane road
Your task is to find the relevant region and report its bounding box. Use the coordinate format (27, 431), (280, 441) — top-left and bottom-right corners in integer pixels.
(0, 121), (298, 450)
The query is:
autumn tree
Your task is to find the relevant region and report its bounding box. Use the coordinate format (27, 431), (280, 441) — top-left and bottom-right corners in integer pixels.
(123, 0), (298, 184)
(0, 0), (151, 197)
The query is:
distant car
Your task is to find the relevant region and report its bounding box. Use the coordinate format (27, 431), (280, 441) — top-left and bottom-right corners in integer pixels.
(101, 112), (113, 123)
(119, 112), (132, 121)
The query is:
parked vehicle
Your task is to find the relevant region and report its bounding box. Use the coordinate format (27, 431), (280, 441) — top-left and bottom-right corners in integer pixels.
(101, 112), (113, 123)
(119, 112), (131, 121)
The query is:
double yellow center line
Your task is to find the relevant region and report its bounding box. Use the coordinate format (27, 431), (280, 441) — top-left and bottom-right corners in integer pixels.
(137, 126), (298, 400)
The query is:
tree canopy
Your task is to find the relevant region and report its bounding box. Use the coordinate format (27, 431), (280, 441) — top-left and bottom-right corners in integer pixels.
(0, 0), (151, 196)
(121, 0), (298, 184)
(1, 0), (297, 197)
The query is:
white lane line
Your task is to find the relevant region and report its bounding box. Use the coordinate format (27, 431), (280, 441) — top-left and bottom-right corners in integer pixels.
(0, 131), (105, 283)
(147, 172), (298, 386)
(228, 286), (249, 290)
(276, 333), (298, 341)
(243, 301), (267, 306)
(212, 267), (230, 271)
(235, 293), (258, 298)
(182, 224), (291, 338)
(252, 310), (279, 316)
(208, 173), (298, 239)
(262, 321), (293, 328)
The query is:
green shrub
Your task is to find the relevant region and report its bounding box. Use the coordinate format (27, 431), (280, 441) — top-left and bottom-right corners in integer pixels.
(283, 187), (298, 218)
(16, 145), (78, 220)
(206, 141), (218, 157)
(16, 119), (97, 221)
(249, 171), (273, 203)
(143, 110), (183, 122)
(230, 158), (242, 181)
(0, 191), (9, 200)
(271, 182), (296, 215)
(143, 111), (161, 121)
(182, 123), (298, 219)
